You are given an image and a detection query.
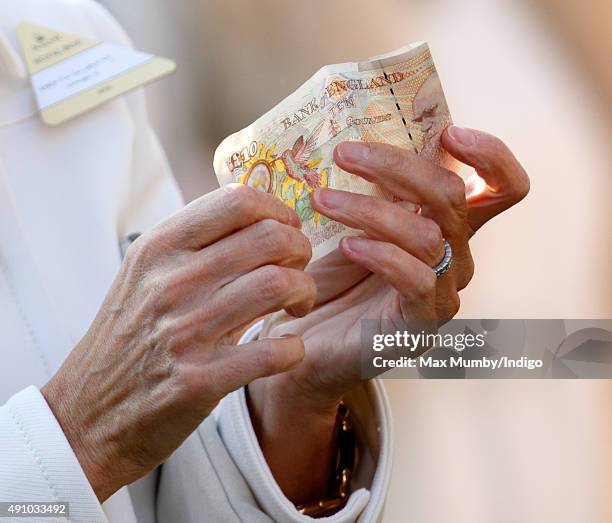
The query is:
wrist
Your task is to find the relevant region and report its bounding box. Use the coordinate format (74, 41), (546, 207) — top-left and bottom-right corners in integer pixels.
(257, 373), (342, 417)
(41, 374), (114, 502)
(247, 376), (342, 504)
(247, 375), (342, 451)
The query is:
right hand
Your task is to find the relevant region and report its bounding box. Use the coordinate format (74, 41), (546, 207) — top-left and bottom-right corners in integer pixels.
(41, 184), (316, 502)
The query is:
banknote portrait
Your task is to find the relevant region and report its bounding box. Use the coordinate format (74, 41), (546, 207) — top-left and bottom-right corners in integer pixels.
(412, 72), (451, 164)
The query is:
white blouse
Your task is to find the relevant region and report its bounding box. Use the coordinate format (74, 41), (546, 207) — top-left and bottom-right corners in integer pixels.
(0, 1), (391, 521)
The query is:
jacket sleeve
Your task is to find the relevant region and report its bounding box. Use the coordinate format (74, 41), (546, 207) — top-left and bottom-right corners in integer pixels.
(156, 322), (393, 523)
(0, 386), (107, 522)
(0, 3), (184, 522)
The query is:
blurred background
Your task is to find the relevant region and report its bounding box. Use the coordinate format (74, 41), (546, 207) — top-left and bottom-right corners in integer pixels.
(99, 0), (612, 521)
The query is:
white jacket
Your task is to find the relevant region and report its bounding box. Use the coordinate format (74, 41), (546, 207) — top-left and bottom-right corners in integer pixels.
(0, 1), (391, 522)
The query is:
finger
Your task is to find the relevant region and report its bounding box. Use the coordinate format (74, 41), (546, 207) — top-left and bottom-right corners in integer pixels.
(333, 141), (468, 241)
(306, 199), (422, 307)
(208, 265), (317, 335)
(339, 236), (437, 313)
(189, 219), (312, 286)
(147, 184), (301, 253)
(333, 141), (463, 214)
(311, 188), (445, 266)
(182, 336), (305, 400)
(441, 126), (530, 231)
(307, 246), (370, 305)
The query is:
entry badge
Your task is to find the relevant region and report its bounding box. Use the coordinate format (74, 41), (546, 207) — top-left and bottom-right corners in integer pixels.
(17, 22), (176, 126)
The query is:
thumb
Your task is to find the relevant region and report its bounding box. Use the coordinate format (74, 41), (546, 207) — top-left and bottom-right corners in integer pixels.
(441, 126), (530, 231)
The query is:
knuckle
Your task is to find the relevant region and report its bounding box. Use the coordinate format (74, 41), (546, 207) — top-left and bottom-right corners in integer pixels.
(305, 272), (317, 299)
(256, 265), (291, 301)
(258, 219), (292, 252)
(486, 133), (507, 152)
(253, 345), (281, 374)
(478, 133), (510, 162)
(510, 166), (531, 203)
(122, 243), (171, 295)
(282, 230), (313, 266)
(161, 267), (193, 296)
(446, 293), (461, 317)
(458, 254), (475, 290)
(223, 183), (258, 216)
(382, 145), (407, 172)
(296, 231), (313, 262)
(358, 197), (382, 226)
(445, 173), (467, 208)
(124, 233), (158, 268)
(122, 240), (141, 265)
(480, 135), (530, 204)
(293, 272), (317, 309)
(416, 270), (437, 299)
(489, 135), (517, 165)
(422, 220), (444, 263)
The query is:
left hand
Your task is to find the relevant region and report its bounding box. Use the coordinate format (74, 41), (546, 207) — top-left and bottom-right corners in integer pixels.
(248, 126), (530, 503)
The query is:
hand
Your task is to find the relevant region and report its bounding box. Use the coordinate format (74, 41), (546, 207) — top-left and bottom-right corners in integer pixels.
(248, 127), (530, 503)
(41, 184), (316, 502)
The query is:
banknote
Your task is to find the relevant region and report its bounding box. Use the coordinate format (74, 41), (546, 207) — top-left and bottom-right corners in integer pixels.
(214, 42), (454, 260)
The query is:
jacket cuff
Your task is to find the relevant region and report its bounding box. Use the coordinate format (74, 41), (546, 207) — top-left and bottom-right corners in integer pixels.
(215, 322), (393, 523)
(0, 386), (107, 522)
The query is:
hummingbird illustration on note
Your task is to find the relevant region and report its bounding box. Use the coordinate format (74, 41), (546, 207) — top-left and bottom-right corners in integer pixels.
(280, 121), (325, 189)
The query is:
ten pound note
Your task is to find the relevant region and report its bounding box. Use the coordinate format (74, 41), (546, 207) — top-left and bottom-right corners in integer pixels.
(214, 42), (455, 260)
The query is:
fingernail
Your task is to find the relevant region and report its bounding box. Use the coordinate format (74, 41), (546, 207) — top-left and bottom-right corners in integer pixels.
(335, 141), (371, 164)
(447, 125), (476, 147)
(313, 188), (347, 209)
(344, 236), (367, 253)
